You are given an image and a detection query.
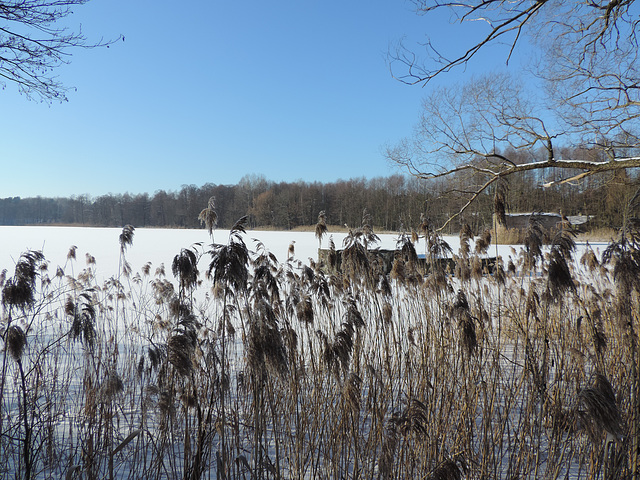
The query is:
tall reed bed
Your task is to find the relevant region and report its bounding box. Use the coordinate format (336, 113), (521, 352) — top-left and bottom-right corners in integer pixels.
(0, 215), (638, 479)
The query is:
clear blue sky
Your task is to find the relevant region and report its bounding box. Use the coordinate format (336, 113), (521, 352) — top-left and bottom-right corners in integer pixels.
(0, 0), (516, 199)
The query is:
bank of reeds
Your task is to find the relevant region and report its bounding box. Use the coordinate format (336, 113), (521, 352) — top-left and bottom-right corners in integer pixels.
(0, 215), (638, 479)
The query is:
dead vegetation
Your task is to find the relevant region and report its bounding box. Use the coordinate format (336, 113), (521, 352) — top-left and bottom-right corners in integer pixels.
(0, 212), (638, 479)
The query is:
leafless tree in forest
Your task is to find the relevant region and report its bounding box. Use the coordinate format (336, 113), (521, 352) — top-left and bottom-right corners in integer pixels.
(1, 0), (119, 102)
(387, 0), (640, 229)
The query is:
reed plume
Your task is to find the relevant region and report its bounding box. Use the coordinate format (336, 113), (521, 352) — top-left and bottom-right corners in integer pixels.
(172, 248), (200, 292)
(459, 223), (473, 258)
(168, 313), (199, 376)
(315, 210), (328, 249)
(546, 227), (577, 300)
(101, 371), (124, 399)
(68, 292), (97, 350)
(198, 196), (218, 238)
(428, 232), (452, 259)
(494, 179), (508, 227)
(207, 216), (249, 294)
(524, 214), (544, 271)
(295, 293), (314, 324)
(426, 456), (467, 480)
(5, 324), (27, 361)
(2, 250), (44, 308)
(342, 232), (370, 281)
(343, 372), (362, 412)
(119, 224), (135, 252)
(248, 299), (288, 379)
(453, 290), (477, 356)
(379, 418), (399, 479)
(360, 209), (380, 249)
(603, 237), (640, 295)
(580, 244), (600, 273)
(397, 232), (418, 269)
(379, 398), (431, 478)
(324, 301), (364, 378)
(474, 228), (492, 255)
(578, 374), (624, 443)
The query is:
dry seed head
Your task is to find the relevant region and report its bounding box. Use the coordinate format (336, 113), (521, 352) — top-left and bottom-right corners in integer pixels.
(390, 258), (406, 282)
(102, 372), (124, 399)
(168, 329), (196, 376)
(454, 255), (471, 282)
(590, 318), (607, 355)
(5, 325), (27, 361)
(524, 215), (544, 271)
(494, 179), (508, 227)
(172, 248), (199, 291)
(315, 211), (328, 243)
(580, 246), (599, 272)
(459, 314), (477, 356)
(141, 262), (151, 276)
(121, 259), (132, 278)
(69, 295), (97, 349)
(295, 295), (314, 324)
(198, 196), (218, 237)
(475, 228), (492, 255)
(119, 225), (135, 252)
(398, 233), (418, 267)
(343, 373), (362, 412)
(459, 223), (473, 257)
(470, 256), (483, 281)
(379, 419), (399, 480)
(155, 263), (166, 277)
(453, 289), (469, 311)
(2, 278), (34, 308)
(208, 230), (249, 293)
(546, 248), (575, 300)
(2, 250), (45, 309)
(248, 299), (288, 378)
(426, 457), (466, 480)
(525, 287), (539, 320)
(395, 398), (429, 436)
(578, 373), (624, 442)
(342, 240), (371, 282)
(508, 257), (516, 275)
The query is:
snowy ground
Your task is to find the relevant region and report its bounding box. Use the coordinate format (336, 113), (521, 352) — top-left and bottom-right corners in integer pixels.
(0, 226), (610, 281)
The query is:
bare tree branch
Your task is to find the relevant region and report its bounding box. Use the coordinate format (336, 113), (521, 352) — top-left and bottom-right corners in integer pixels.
(386, 72), (640, 230)
(0, 0), (120, 102)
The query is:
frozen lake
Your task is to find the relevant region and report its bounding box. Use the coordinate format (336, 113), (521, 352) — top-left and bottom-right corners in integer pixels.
(0, 226), (609, 281)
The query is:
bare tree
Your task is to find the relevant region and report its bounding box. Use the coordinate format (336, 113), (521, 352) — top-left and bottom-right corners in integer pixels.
(387, 0), (640, 229)
(0, 0), (119, 102)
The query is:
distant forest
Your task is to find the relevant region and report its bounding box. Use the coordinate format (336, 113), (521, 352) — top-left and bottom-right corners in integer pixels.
(1, 167), (635, 233)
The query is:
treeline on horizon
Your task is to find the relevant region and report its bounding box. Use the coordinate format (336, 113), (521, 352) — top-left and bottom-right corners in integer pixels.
(0, 166), (635, 233)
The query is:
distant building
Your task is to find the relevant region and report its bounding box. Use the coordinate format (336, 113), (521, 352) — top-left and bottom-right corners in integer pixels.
(495, 212), (594, 235)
